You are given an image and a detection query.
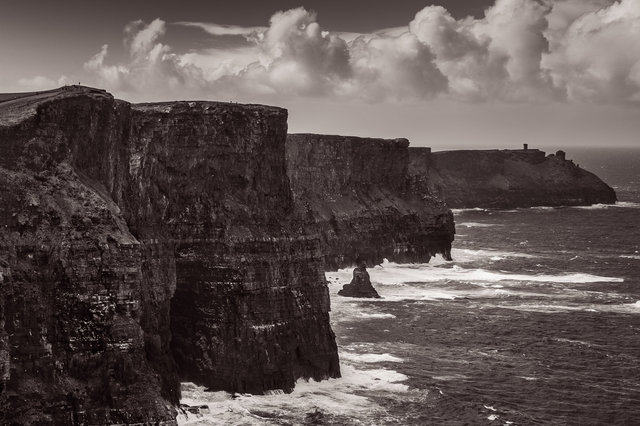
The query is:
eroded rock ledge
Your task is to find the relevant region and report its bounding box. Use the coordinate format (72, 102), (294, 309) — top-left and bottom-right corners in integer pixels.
(0, 86), (339, 424)
(411, 148), (617, 209)
(287, 134), (455, 270)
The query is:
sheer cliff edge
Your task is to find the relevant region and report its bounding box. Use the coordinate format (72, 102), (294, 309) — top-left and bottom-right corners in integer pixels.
(286, 134), (455, 270)
(0, 86), (339, 424)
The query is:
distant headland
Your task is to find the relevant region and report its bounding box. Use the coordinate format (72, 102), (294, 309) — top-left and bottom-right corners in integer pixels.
(408, 144), (616, 209)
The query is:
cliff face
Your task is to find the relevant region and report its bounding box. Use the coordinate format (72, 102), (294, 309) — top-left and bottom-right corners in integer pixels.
(413, 149), (617, 209)
(125, 103), (339, 394)
(0, 87), (339, 424)
(0, 88), (177, 424)
(287, 134), (455, 270)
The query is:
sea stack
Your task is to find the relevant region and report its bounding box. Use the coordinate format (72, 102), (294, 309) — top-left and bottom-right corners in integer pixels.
(338, 260), (381, 298)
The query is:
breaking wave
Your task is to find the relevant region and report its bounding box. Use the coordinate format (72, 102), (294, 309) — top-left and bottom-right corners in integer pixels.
(177, 359), (408, 425)
(366, 260), (623, 286)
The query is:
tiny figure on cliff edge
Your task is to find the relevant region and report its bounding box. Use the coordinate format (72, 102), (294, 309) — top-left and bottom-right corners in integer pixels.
(338, 258), (381, 298)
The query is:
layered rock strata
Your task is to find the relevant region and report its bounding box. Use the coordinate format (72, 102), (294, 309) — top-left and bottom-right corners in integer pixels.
(411, 148), (617, 209)
(0, 86), (339, 424)
(286, 134), (455, 270)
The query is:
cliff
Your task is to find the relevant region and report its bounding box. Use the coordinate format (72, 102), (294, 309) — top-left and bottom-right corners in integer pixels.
(411, 149), (617, 209)
(286, 134), (455, 270)
(0, 87), (339, 424)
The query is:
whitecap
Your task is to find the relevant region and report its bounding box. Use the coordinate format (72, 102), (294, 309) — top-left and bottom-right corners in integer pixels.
(529, 206), (556, 211)
(366, 261), (622, 285)
(458, 222), (501, 228)
(572, 201), (640, 209)
(340, 352), (404, 363)
(451, 207), (488, 214)
(499, 302), (640, 314)
(620, 255), (640, 260)
(357, 312), (396, 319)
(451, 248), (538, 262)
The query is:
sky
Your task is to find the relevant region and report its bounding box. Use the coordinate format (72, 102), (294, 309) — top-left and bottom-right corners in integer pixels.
(1, 0), (639, 149)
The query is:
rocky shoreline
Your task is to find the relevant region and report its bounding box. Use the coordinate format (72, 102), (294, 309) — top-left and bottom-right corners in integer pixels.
(0, 86), (616, 424)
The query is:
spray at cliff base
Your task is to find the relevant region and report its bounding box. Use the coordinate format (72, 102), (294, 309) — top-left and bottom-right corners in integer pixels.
(178, 148), (640, 425)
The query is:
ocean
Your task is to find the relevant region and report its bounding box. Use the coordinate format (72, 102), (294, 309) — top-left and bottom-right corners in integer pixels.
(178, 147), (640, 425)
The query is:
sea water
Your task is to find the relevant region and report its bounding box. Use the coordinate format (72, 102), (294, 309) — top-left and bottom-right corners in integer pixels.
(178, 147), (640, 425)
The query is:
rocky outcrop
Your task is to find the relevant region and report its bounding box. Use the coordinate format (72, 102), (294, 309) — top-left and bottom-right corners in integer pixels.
(0, 86), (339, 424)
(412, 148), (617, 209)
(338, 262), (381, 299)
(287, 134), (455, 270)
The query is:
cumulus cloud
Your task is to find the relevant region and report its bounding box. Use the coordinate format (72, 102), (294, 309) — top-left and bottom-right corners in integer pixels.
(80, 0), (640, 104)
(84, 19), (205, 95)
(543, 0), (640, 103)
(255, 8), (352, 95)
(348, 31), (447, 101)
(408, 0), (557, 101)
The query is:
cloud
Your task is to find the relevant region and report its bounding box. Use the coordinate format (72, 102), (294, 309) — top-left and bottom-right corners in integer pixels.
(543, 0), (640, 103)
(175, 21), (266, 38)
(348, 31), (447, 101)
(253, 7), (352, 95)
(18, 75), (71, 90)
(80, 1), (640, 105)
(84, 19), (205, 96)
(408, 0), (557, 101)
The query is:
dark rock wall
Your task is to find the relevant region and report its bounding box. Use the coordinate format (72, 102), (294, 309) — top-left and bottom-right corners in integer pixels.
(0, 89), (177, 424)
(287, 134), (455, 270)
(125, 103), (339, 394)
(0, 87), (339, 424)
(413, 149), (617, 209)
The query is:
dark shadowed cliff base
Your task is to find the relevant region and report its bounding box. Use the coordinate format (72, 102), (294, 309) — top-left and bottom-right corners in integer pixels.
(0, 86), (340, 424)
(409, 148), (617, 209)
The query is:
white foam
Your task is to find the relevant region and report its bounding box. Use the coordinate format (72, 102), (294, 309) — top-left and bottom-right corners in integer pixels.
(500, 301), (640, 314)
(326, 292), (399, 322)
(458, 222), (501, 228)
(366, 261), (622, 285)
(529, 206), (556, 211)
(432, 373), (468, 381)
(340, 352), (404, 363)
(357, 312), (396, 319)
(573, 201), (640, 209)
(621, 255), (640, 260)
(177, 362), (408, 425)
(451, 207), (488, 213)
(327, 261), (622, 304)
(451, 248), (538, 263)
